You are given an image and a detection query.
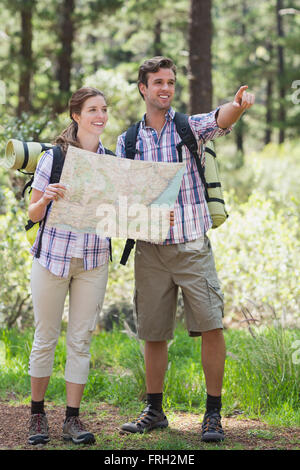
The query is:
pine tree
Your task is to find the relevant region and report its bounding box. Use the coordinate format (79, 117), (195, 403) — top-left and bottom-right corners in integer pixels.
(188, 0), (212, 114)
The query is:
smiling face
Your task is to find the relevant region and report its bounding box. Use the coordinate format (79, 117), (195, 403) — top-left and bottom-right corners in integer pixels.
(72, 95), (108, 137)
(139, 67), (176, 112)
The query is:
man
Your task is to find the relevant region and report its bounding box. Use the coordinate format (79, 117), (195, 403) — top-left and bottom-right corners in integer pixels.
(116, 56), (255, 442)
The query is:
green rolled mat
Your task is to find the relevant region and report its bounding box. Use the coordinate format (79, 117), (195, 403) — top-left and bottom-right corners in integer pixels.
(204, 142), (228, 228)
(1, 139), (53, 172)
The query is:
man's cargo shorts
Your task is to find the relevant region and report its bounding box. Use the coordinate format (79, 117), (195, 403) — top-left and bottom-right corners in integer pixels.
(133, 235), (224, 341)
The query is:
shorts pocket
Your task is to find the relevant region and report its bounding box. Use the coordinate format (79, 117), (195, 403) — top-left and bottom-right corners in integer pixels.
(184, 237), (206, 252)
(207, 280), (224, 317)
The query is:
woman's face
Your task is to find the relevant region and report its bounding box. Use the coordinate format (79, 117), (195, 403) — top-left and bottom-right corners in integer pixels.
(73, 95), (108, 136)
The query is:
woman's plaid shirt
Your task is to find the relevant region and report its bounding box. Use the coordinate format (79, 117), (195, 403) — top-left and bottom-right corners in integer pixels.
(116, 107), (232, 244)
(30, 142), (110, 277)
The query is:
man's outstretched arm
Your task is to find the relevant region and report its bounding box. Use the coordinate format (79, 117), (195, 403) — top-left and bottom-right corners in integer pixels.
(216, 85), (255, 129)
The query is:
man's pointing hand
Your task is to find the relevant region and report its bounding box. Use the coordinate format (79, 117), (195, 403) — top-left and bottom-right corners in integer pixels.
(233, 85), (255, 110)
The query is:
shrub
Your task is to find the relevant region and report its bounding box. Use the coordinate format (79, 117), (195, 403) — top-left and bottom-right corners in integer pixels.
(0, 188), (32, 328)
(210, 190), (300, 327)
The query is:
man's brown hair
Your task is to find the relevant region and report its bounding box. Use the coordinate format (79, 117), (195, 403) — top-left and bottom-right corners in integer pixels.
(137, 56), (177, 99)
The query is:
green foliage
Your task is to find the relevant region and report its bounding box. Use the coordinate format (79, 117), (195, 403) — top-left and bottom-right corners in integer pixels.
(242, 326), (299, 407)
(220, 139), (300, 204)
(0, 109), (57, 156)
(0, 188), (32, 328)
(223, 324), (300, 425)
(210, 189), (300, 327)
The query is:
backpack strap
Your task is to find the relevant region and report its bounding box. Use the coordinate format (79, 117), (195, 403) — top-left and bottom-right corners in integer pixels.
(104, 148), (116, 156)
(120, 122), (141, 266)
(124, 122), (141, 160)
(202, 145), (222, 195)
(173, 112), (209, 202)
(35, 146), (64, 259)
(20, 142), (30, 171)
(22, 177), (34, 198)
(18, 143), (53, 176)
(120, 238), (135, 266)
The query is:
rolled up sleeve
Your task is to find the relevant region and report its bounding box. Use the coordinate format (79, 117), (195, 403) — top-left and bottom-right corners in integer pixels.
(189, 107), (232, 144)
(31, 150), (53, 192)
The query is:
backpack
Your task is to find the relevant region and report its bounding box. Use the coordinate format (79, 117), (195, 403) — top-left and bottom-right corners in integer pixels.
(22, 144), (115, 259)
(120, 112), (228, 265)
(23, 145), (65, 258)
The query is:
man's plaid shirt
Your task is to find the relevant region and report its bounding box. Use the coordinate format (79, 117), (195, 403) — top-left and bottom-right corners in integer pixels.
(116, 107), (231, 244)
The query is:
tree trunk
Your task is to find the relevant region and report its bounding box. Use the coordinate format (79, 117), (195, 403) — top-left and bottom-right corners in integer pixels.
(265, 77), (273, 145)
(55, 0), (75, 113)
(17, 1), (35, 117)
(153, 19), (163, 56)
(235, 0), (249, 156)
(235, 120), (244, 156)
(265, 41), (274, 145)
(276, 0), (286, 143)
(188, 0), (212, 114)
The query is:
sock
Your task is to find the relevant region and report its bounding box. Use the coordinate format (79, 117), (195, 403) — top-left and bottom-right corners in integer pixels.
(206, 394), (222, 413)
(147, 393), (163, 412)
(31, 399), (45, 415)
(65, 406), (79, 421)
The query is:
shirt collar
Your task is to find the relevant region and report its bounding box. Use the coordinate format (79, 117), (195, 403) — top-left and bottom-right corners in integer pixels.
(141, 107), (175, 128)
(97, 140), (105, 154)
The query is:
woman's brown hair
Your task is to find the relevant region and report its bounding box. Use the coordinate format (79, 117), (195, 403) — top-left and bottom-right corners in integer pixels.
(53, 87), (107, 155)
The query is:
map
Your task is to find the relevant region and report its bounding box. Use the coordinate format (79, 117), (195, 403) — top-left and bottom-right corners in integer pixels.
(47, 146), (186, 242)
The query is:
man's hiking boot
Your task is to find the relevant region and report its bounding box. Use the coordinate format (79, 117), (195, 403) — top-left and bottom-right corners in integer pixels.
(62, 416), (95, 444)
(121, 404), (168, 434)
(28, 413), (50, 445)
(201, 410), (225, 442)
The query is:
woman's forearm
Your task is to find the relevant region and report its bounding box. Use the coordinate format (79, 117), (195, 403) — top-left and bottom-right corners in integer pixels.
(28, 198), (48, 223)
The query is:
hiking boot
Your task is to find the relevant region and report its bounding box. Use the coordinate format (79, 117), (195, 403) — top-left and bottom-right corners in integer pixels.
(28, 413), (50, 445)
(121, 405), (168, 434)
(201, 410), (225, 442)
(62, 416), (95, 444)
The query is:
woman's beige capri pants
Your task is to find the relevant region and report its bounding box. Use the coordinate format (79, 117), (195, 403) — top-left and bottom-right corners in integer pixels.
(29, 257), (108, 384)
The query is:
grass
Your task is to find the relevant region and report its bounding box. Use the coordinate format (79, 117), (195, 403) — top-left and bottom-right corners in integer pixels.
(0, 323), (299, 427)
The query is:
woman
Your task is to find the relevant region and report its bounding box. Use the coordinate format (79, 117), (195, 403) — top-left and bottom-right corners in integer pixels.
(27, 87), (111, 445)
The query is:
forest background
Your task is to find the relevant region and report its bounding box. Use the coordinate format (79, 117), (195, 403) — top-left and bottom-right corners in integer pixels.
(0, 1), (299, 448)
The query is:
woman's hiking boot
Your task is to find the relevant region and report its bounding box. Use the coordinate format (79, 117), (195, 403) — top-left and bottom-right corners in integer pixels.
(62, 416), (95, 444)
(121, 404), (168, 434)
(28, 413), (50, 445)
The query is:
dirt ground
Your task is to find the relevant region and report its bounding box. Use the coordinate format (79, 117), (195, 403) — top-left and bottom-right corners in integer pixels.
(0, 401), (299, 451)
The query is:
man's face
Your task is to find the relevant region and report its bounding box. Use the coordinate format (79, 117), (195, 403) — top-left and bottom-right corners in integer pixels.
(139, 68), (176, 111)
